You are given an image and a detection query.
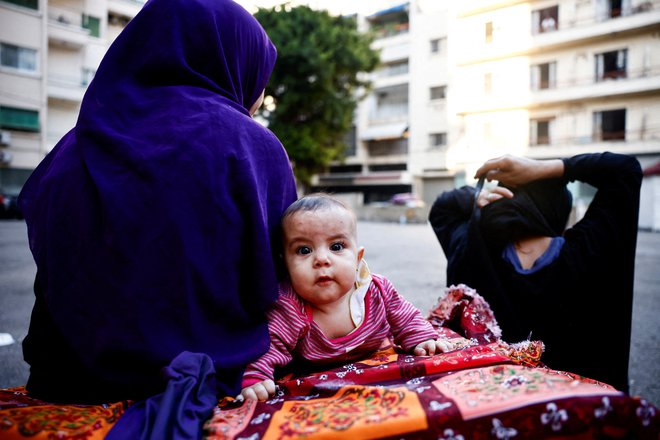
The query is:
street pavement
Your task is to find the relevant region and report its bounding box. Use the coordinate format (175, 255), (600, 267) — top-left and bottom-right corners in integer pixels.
(1, 219), (658, 405)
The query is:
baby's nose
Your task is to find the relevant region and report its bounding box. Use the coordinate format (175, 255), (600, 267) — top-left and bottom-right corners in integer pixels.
(313, 250), (331, 266)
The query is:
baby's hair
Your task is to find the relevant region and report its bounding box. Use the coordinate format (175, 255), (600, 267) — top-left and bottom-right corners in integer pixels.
(282, 192), (353, 224)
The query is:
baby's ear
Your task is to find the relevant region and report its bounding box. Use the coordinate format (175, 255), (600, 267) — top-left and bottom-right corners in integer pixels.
(357, 246), (365, 262)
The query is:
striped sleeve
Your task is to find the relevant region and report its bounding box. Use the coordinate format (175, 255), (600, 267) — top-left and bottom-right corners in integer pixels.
(242, 288), (309, 387)
(373, 274), (438, 351)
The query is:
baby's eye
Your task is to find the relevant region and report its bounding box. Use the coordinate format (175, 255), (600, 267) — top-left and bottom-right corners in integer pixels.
(297, 246), (312, 255)
(330, 242), (345, 252)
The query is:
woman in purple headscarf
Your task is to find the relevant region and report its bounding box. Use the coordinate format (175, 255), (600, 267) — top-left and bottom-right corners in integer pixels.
(18, 0), (296, 430)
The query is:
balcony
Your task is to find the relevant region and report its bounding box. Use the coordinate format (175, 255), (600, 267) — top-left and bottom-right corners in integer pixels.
(531, 4), (660, 53)
(530, 64), (660, 107)
(457, 1), (660, 65)
(47, 73), (87, 101)
(107, 0), (145, 18)
(48, 6), (91, 48)
(368, 3), (410, 40)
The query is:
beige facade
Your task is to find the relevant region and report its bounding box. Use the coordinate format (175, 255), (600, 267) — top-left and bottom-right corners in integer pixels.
(449, 0), (660, 175)
(315, 0), (660, 223)
(0, 0), (142, 194)
(313, 1), (454, 206)
(449, 0), (660, 227)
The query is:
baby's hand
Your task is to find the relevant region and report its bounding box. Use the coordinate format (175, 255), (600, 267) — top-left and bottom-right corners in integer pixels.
(413, 339), (445, 356)
(240, 379), (276, 401)
(413, 338), (455, 356)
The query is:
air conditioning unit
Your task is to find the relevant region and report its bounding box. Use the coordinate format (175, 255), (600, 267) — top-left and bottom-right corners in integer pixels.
(0, 151), (12, 165)
(0, 131), (10, 146)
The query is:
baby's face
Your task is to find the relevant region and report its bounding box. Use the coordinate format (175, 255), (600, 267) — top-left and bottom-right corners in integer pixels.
(282, 207), (363, 309)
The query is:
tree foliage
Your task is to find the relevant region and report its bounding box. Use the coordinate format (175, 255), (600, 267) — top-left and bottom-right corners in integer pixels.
(255, 6), (379, 189)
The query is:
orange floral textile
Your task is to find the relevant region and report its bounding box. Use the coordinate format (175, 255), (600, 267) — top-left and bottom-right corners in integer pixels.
(0, 387), (129, 440)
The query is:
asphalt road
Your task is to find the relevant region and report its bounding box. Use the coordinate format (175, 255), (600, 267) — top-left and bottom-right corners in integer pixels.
(1, 219), (658, 405)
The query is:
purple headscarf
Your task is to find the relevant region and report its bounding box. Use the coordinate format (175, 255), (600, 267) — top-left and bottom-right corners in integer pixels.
(19, 0), (296, 407)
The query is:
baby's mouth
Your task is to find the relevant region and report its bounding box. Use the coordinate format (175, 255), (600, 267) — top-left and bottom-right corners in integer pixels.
(316, 275), (333, 284)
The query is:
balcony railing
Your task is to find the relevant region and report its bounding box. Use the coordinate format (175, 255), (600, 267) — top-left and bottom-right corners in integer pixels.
(529, 128), (659, 148)
(48, 6), (85, 29)
(371, 22), (409, 39)
(532, 64), (660, 91)
(549, 0), (660, 30)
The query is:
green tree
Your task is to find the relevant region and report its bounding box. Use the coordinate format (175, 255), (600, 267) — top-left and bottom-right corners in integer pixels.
(255, 5), (379, 191)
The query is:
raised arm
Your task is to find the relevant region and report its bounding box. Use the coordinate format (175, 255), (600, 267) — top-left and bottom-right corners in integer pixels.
(561, 152), (642, 267)
(429, 186), (477, 260)
(474, 154), (564, 188)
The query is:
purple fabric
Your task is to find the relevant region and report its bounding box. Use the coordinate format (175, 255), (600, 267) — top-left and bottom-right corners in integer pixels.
(106, 352), (219, 440)
(19, 0), (297, 404)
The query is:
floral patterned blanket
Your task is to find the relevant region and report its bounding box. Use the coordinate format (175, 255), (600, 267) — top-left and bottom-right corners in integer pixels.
(1, 285), (658, 439)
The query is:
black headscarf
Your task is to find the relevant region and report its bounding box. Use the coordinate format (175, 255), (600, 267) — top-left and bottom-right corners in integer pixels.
(480, 178), (572, 248)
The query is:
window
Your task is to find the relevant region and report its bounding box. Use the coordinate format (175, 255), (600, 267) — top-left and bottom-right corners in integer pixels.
(367, 139), (408, 157)
(594, 109), (626, 141)
(2, 0), (38, 9)
(596, 49), (627, 81)
(532, 6), (558, 34)
(108, 12), (131, 27)
(328, 164), (361, 174)
(531, 62), (557, 90)
(0, 43), (37, 72)
(82, 67), (96, 86)
(596, 0), (631, 21)
(429, 132), (447, 148)
(430, 86), (446, 101)
(484, 122), (492, 139)
(485, 21), (493, 43)
(369, 163), (407, 172)
(377, 59), (408, 77)
(430, 37), (446, 54)
(374, 84), (408, 120)
(530, 118), (554, 145)
(343, 126), (356, 157)
(484, 73), (492, 95)
(0, 106), (40, 132)
(82, 14), (101, 38)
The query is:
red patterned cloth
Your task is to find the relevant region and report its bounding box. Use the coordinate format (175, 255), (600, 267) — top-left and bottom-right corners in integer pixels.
(204, 343), (657, 440)
(1, 285), (658, 439)
(428, 283), (503, 344)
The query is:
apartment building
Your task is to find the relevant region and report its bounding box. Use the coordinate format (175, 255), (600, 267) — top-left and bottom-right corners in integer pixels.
(0, 0), (142, 195)
(314, 0), (660, 229)
(448, 0), (660, 227)
(312, 2), (455, 205)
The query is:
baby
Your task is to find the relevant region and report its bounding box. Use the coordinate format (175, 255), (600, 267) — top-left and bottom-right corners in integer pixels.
(240, 193), (460, 401)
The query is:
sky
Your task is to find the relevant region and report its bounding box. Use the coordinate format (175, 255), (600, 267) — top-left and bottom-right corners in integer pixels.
(233, 0), (404, 16)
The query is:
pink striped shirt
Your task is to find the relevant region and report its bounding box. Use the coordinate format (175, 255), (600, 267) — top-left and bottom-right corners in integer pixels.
(242, 273), (438, 387)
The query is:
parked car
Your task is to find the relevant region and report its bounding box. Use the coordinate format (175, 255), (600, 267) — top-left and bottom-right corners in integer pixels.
(0, 193), (23, 219)
(389, 193), (425, 208)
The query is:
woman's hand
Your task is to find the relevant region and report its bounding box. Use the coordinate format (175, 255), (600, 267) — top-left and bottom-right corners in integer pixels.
(476, 186), (514, 208)
(240, 379), (276, 401)
(474, 155), (563, 188)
